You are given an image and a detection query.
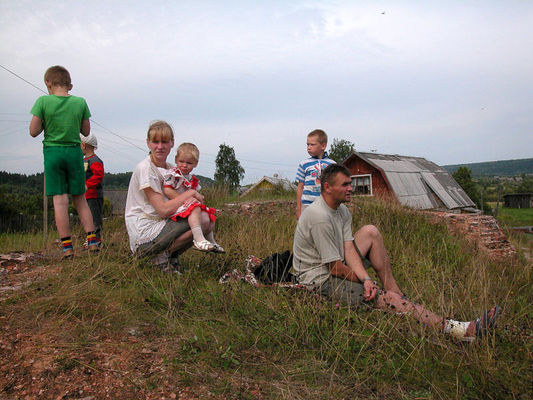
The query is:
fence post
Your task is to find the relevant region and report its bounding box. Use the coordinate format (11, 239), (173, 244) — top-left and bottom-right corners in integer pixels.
(43, 175), (47, 242)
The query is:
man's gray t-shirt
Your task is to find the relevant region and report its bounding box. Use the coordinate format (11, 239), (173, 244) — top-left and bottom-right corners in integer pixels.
(292, 195), (353, 287)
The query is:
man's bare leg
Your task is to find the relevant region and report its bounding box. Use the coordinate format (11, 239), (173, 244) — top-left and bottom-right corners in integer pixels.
(376, 290), (441, 326)
(354, 225), (404, 296)
(375, 289), (500, 340)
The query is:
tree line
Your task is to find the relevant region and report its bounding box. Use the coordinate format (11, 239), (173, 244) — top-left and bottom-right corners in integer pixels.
(2, 139), (529, 232)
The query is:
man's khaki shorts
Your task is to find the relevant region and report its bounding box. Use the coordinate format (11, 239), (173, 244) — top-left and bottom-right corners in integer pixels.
(318, 276), (378, 307)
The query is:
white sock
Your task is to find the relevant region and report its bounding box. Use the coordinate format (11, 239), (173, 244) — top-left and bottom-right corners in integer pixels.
(191, 225), (206, 243)
(206, 231), (216, 244)
(444, 319), (471, 339)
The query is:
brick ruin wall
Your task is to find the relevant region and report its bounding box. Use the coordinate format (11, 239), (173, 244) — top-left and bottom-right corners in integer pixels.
(428, 212), (517, 259)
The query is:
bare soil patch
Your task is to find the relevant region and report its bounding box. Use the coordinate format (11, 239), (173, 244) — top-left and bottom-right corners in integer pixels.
(1, 252), (263, 399)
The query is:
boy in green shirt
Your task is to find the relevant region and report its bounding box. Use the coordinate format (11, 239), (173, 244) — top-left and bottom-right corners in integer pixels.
(30, 65), (99, 258)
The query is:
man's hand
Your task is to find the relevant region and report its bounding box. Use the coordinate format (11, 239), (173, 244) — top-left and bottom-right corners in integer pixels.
(363, 279), (378, 301)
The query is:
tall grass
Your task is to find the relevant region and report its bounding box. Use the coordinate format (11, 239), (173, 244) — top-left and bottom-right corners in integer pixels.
(1, 197), (531, 399)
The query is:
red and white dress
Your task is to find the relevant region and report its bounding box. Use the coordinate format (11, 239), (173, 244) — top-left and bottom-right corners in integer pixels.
(163, 167), (216, 222)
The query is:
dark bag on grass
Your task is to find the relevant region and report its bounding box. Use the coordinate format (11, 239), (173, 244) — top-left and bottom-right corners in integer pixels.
(254, 250), (295, 284)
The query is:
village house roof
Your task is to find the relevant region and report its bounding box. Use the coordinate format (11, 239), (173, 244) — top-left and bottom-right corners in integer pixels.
(240, 175), (296, 197)
(345, 152), (476, 211)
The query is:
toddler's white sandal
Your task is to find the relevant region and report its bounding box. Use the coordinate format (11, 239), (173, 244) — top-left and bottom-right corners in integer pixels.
(193, 240), (215, 252)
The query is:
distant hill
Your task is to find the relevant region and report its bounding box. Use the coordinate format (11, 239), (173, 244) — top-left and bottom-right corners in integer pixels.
(0, 171), (215, 191)
(442, 158), (533, 177)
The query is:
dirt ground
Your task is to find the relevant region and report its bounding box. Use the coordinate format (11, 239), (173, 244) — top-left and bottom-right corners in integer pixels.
(0, 252), (263, 400)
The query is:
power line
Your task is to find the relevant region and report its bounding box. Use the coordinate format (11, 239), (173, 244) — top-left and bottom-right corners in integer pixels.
(90, 120), (145, 152)
(0, 63), (145, 152)
(1, 63), (300, 175)
(0, 64), (47, 94)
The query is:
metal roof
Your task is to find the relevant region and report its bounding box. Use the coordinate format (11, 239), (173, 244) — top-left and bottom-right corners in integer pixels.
(348, 152), (475, 210)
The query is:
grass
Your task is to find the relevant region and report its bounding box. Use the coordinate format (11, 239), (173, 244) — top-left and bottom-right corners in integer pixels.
(1, 196), (531, 399)
(486, 202), (533, 227)
(498, 207), (533, 227)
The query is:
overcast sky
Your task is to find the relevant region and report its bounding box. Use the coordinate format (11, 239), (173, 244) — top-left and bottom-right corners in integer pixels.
(1, 0), (531, 183)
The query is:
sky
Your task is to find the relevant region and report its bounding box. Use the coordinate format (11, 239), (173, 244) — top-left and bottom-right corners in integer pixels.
(1, 0), (532, 184)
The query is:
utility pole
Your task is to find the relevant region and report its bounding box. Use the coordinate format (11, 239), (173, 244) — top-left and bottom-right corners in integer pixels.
(494, 184), (501, 218)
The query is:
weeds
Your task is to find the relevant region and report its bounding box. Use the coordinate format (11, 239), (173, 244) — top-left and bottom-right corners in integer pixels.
(1, 197), (531, 399)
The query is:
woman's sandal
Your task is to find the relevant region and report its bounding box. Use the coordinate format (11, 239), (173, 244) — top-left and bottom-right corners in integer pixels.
(193, 240), (215, 252)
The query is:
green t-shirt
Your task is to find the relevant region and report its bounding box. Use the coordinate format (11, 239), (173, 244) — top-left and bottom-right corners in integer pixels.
(30, 95), (91, 146)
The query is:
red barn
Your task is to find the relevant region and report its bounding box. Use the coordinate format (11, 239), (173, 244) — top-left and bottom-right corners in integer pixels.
(343, 152), (476, 212)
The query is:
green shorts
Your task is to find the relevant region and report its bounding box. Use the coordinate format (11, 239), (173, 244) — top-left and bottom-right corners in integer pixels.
(43, 146), (85, 196)
(319, 276), (379, 307)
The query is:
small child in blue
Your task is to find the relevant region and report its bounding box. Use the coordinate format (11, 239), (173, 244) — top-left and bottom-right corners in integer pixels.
(295, 129), (335, 219)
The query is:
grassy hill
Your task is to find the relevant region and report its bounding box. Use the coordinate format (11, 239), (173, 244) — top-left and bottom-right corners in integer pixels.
(0, 196), (531, 399)
(443, 158), (533, 177)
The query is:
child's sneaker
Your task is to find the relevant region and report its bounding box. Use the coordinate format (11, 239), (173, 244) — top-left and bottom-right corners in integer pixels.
(61, 248), (74, 260)
(88, 242), (100, 252)
(84, 239), (102, 250)
(86, 232), (100, 253)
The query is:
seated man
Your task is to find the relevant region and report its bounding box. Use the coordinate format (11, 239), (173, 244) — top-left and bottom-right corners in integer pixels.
(291, 164), (499, 342)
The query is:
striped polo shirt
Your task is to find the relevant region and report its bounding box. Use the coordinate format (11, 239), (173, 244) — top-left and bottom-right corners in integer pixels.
(295, 152), (336, 206)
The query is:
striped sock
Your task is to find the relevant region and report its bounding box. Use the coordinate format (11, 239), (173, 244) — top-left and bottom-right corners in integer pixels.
(61, 236), (73, 252)
(86, 231), (98, 246)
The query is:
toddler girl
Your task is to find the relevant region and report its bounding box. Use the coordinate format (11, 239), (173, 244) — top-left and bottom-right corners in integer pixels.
(163, 143), (224, 253)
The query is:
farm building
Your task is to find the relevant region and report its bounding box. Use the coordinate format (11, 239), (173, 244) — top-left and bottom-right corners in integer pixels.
(503, 193), (532, 208)
(343, 152), (476, 212)
(240, 175), (296, 197)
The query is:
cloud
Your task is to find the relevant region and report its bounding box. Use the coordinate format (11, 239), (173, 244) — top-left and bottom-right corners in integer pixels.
(1, 0), (532, 179)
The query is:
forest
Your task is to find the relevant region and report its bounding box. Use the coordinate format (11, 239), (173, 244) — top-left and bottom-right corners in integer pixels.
(443, 157), (533, 177)
(0, 171), (214, 232)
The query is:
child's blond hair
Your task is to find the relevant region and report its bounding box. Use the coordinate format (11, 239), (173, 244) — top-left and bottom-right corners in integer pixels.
(44, 66), (71, 87)
(307, 129), (328, 144)
(176, 142), (200, 163)
(147, 120), (174, 142)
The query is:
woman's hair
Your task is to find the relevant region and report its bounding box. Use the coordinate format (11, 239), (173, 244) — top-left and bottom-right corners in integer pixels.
(176, 142), (200, 162)
(44, 66), (71, 87)
(147, 120), (174, 142)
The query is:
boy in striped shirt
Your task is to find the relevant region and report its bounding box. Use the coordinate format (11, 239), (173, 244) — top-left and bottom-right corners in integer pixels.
(295, 129), (335, 218)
